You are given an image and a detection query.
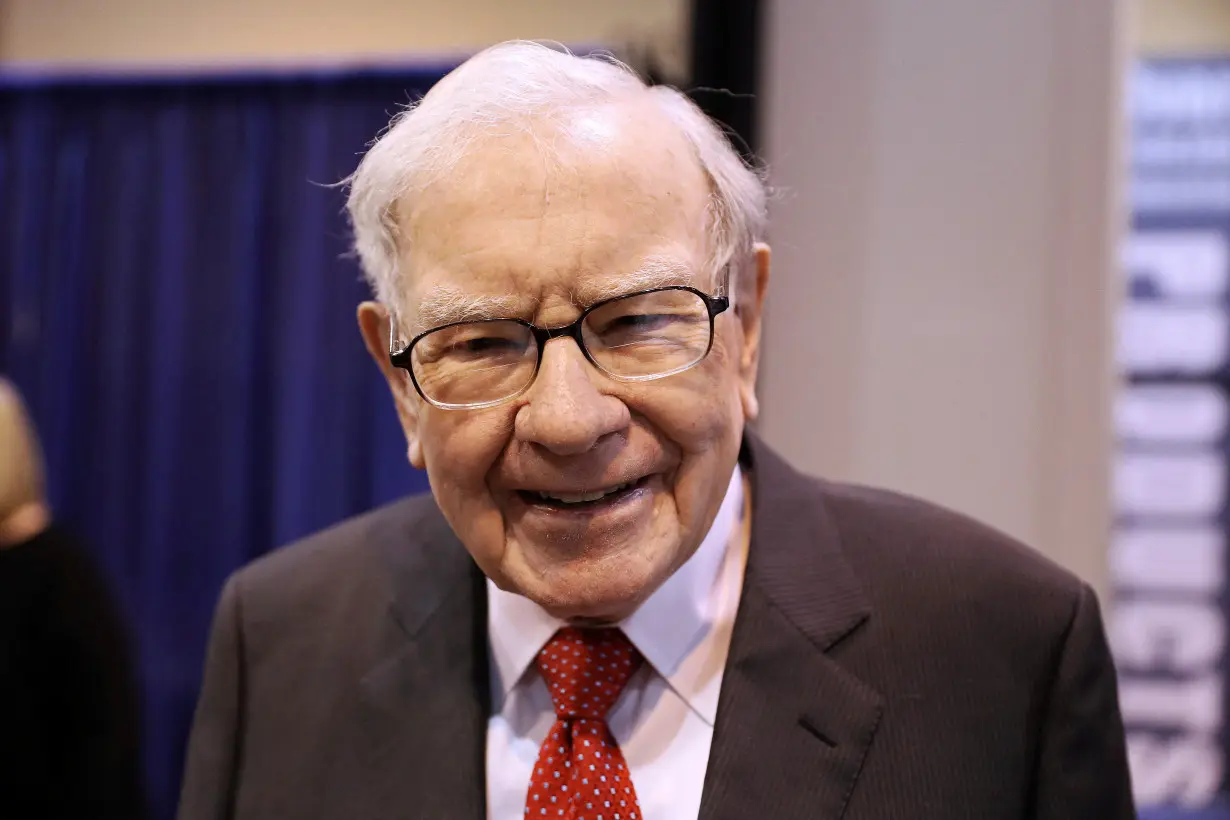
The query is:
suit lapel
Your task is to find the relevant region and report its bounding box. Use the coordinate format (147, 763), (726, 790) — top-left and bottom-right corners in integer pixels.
(354, 504), (490, 820)
(700, 434), (884, 820)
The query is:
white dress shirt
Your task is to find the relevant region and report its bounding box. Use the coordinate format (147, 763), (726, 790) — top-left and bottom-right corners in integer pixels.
(486, 466), (749, 820)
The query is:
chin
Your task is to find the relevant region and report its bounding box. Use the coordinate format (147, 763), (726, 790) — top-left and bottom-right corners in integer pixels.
(524, 559), (664, 623)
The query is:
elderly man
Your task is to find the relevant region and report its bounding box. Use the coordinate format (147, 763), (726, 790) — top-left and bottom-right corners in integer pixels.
(178, 42), (1134, 820)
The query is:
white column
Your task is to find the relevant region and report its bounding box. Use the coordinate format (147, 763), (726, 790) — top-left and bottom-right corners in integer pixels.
(758, 0), (1127, 600)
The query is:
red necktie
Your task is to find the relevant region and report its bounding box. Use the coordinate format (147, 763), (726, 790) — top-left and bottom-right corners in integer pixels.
(525, 627), (644, 820)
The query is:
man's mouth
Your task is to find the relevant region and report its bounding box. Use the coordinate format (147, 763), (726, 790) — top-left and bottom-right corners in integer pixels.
(517, 476), (651, 510)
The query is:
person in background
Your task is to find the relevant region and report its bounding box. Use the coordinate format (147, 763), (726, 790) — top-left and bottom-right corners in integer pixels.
(180, 42), (1133, 820)
(0, 378), (146, 819)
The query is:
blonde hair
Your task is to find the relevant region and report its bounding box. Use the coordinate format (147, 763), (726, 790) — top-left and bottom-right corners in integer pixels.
(0, 378), (46, 516)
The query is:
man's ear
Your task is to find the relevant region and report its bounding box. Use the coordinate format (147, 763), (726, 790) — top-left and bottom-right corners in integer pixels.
(736, 243), (771, 421)
(357, 302), (425, 469)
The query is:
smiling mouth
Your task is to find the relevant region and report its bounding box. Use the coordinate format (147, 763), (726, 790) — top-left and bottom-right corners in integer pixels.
(518, 476), (651, 510)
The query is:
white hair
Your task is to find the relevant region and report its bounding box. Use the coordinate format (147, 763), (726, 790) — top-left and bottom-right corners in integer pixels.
(345, 40), (768, 316)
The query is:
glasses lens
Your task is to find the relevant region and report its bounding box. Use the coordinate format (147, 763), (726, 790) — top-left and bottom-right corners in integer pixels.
(582, 289), (712, 379)
(410, 320), (538, 407)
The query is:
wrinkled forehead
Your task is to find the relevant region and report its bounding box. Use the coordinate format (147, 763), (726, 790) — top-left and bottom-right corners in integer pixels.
(394, 99), (717, 327)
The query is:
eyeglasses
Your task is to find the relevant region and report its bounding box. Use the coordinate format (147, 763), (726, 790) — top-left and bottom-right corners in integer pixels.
(389, 281), (731, 410)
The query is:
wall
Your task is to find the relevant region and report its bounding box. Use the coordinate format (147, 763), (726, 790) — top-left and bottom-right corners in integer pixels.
(1136, 0), (1230, 55)
(0, 0), (690, 76)
(759, 0), (1125, 600)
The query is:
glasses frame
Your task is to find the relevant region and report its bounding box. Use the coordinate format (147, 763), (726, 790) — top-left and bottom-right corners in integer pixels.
(389, 277), (731, 410)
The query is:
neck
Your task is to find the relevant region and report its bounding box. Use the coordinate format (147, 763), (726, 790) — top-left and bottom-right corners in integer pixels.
(566, 615), (626, 629)
(0, 502), (51, 549)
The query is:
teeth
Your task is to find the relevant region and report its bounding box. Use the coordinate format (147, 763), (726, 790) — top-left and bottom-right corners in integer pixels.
(536, 482), (632, 505)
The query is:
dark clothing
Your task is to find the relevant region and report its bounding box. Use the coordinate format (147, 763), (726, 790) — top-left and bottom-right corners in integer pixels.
(179, 433), (1135, 819)
(0, 524), (146, 819)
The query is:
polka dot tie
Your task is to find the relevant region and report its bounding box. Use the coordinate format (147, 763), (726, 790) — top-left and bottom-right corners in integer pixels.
(525, 627), (644, 820)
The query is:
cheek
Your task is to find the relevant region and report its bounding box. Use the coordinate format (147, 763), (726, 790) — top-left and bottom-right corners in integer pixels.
(637, 347), (745, 514)
(417, 407), (520, 575)
(632, 346), (744, 450)
(419, 408), (514, 503)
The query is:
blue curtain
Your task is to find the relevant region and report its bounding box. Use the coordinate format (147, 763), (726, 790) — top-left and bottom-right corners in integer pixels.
(0, 66), (444, 818)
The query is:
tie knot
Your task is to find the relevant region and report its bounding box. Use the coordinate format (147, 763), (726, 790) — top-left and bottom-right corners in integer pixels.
(536, 627), (643, 720)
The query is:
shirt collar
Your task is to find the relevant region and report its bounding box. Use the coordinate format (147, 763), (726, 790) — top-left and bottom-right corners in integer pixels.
(487, 464), (745, 724)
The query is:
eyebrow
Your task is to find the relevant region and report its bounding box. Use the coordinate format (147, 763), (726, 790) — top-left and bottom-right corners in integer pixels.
(410, 287), (536, 332)
(410, 257), (699, 331)
(576, 257), (696, 303)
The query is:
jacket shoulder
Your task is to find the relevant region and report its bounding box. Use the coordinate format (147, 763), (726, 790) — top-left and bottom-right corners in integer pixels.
(814, 479), (1089, 677)
(224, 493), (455, 652)
(819, 478), (1083, 598)
(237, 494), (439, 594)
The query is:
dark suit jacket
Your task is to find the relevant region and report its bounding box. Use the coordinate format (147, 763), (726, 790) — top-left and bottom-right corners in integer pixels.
(178, 435), (1134, 819)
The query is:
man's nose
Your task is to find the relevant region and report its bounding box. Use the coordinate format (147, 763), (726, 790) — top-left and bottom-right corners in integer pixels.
(515, 338), (630, 456)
